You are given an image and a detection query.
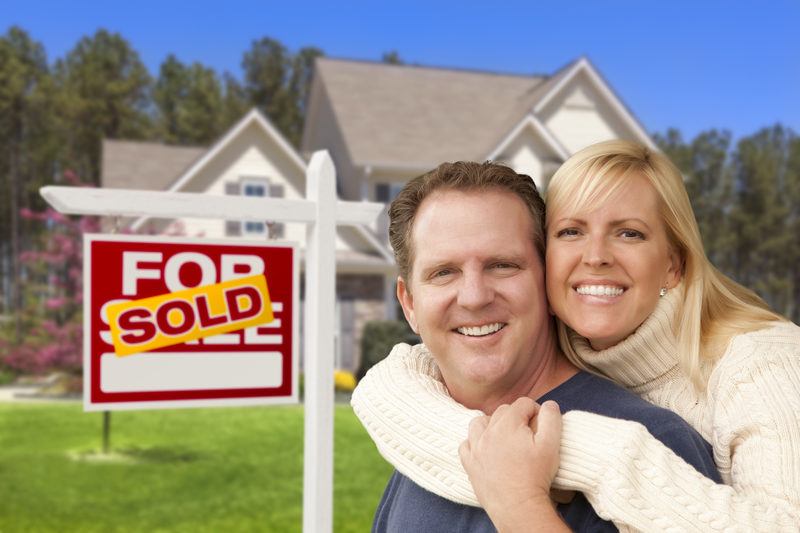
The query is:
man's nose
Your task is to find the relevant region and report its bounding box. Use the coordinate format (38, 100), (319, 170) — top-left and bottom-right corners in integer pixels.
(457, 271), (494, 309)
(582, 235), (613, 268)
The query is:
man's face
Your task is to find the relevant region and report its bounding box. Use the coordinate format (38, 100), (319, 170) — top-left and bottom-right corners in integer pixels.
(397, 188), (552, 402)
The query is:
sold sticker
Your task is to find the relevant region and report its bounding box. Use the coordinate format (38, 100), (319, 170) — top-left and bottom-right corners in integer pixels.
(106, 274), (273, 356)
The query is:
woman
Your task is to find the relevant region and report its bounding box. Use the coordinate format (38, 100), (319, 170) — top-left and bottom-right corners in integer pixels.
(351, 140), (800, 531)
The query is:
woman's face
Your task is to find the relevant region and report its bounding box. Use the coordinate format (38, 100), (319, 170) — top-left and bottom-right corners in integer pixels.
(546, 174), (682, 350)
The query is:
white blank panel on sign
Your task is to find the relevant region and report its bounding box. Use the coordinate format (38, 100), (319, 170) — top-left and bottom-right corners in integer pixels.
(100, 352), (283, 392)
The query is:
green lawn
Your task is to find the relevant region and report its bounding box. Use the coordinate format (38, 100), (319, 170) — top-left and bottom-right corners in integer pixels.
(0, 402), (393, 532)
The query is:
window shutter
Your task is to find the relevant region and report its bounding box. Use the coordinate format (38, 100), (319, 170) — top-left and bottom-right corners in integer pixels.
(268, 184), (285, 238)
(224, 182), (241, 235)
(375, 183), (390, 203)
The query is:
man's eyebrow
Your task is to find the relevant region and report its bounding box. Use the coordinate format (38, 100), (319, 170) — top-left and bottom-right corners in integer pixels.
(418, 261), (454, 275)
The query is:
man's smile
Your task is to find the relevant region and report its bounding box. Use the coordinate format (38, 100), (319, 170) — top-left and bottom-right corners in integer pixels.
(455, 322), (507, 337)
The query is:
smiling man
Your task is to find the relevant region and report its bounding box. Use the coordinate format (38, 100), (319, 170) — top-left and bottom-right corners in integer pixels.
(361, 161), (720, 532)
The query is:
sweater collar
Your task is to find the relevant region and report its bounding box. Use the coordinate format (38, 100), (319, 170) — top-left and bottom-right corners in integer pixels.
(569, 285), (682, 390)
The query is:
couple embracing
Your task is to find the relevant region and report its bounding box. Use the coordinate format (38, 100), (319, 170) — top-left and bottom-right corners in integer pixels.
(353, 140), (800, 532)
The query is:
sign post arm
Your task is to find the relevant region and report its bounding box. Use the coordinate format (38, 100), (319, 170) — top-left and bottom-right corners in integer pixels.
(303, 150), (336, 533)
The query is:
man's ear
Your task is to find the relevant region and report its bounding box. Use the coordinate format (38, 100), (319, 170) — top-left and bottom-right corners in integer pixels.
(396, 276), (418, 334)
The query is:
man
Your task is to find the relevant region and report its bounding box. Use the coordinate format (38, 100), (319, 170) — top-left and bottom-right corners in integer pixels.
(360, 161), (719, 531)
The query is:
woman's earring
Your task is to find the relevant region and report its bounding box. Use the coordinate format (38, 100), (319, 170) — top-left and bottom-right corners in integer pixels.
(659, 287), (668, 297)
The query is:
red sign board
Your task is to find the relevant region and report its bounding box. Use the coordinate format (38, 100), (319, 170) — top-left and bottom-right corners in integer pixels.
(83, 234), (298, 411)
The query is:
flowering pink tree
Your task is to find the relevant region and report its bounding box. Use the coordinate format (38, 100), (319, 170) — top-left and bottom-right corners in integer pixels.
(1, 171), (100, 375)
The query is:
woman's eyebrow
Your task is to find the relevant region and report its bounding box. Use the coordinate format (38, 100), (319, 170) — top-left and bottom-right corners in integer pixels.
(610, 218), (652, 230)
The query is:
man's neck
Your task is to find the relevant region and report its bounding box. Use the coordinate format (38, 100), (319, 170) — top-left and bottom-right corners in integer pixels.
(448, 335), (579, 415)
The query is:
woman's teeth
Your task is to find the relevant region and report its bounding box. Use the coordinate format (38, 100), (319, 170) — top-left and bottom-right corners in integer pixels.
(576, 285), (624, 297)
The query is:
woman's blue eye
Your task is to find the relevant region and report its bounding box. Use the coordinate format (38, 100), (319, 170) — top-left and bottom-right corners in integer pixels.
(556, 228), (579, 237)
(620, 229), (645, 239)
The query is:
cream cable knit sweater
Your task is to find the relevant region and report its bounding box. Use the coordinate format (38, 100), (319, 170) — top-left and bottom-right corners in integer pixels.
(351, 291), (800, 532)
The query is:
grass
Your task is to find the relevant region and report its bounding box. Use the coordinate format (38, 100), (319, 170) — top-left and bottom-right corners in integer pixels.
(0, 402), (393, 532)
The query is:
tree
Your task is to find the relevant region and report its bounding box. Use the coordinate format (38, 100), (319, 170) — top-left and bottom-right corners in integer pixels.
(154, 55), (224, 145)
(381, 51), (404, 65)
(785, 134), (800, 321)
(243, 37), (292, 137)
(1, 171), (100, 375)
(221, 72), (249, 131)
(286, 46), (323, 145)
(727, 126), (793, 314)
(153, 54), (187, 143)
(54, 29), (152, 183)
(241, 38), (323, 147)
(0, 26), (56, 340)
(655, 128), (732, 267)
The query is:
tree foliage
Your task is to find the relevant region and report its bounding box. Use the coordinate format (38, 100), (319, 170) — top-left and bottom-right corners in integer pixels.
(656, 125), (800, 322)
(154, 54), (225, 145)
(0, 26), (57, 342)
(242, 38), (322, 146)
(54, 29), (153, 183)
(1, 171), (99, 374)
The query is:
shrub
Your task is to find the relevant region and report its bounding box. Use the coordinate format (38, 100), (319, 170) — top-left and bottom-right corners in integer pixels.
(356, 320), (420, 381)
(334, 370), (357, 392)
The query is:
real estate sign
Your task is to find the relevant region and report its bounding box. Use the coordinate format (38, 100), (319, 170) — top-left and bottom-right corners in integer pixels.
(83, 234), (298, 411)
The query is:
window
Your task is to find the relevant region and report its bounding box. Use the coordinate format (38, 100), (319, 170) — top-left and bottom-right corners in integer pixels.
(375, 182), (406, 203)
(224, 177), (286, 239)
(242, 179), (268, 235)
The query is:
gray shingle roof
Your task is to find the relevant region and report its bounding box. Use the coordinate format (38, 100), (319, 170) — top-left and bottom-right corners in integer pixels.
(102, 139), (205, 190)
(309, 58), (568, 168)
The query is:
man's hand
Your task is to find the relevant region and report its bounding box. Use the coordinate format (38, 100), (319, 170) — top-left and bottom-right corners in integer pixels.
(458, 398), (569, 533)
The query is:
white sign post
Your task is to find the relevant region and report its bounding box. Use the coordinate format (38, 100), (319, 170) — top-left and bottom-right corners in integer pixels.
(40, 150), (384, 533)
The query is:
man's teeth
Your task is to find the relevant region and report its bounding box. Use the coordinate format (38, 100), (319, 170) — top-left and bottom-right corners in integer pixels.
(457, 323), (505, 337)
(576, 285), (625, 297)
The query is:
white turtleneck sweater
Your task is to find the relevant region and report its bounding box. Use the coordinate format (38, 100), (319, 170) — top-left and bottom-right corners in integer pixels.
(351, 290), (800, 532)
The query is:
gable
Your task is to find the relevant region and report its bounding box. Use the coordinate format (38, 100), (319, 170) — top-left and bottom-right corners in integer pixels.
(535, 60), (655, 154)
(488, 116), (568, 190)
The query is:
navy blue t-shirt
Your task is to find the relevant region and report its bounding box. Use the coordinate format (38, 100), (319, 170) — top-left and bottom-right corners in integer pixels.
(373, 371), (721, 532)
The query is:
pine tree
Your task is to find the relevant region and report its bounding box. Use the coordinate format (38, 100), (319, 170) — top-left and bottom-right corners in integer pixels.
(54, 29), (152, 184)
(728, 126), (793, 313)
(155, 55), (224, 144)
(0, 27), (55, 340)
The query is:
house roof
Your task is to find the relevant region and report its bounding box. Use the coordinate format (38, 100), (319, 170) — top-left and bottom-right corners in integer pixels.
(309, 58), (554, 168)
(101, 109), (393, 265)
(102, 140), (205, 190)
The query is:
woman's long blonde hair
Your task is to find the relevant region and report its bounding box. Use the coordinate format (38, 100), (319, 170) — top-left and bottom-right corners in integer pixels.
(546, 140), (784, 389)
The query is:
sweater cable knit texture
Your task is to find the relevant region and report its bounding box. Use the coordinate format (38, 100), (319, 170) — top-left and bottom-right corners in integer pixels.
(351, 290), (800, 532)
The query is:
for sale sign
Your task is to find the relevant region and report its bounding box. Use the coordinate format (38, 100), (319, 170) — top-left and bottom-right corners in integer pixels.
(83, 234), (298, 411)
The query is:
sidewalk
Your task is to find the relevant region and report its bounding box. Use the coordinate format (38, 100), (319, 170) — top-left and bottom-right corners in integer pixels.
(0, 384), (79, 403)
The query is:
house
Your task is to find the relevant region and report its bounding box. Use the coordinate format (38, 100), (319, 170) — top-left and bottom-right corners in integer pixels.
(102, 56), (655, 372)
(101, 110), (395, 372)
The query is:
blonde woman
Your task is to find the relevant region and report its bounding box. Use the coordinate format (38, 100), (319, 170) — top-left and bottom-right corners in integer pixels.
(352, 140), (800, 531)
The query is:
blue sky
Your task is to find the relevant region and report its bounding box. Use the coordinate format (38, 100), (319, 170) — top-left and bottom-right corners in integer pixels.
(3, 0), (797, 141)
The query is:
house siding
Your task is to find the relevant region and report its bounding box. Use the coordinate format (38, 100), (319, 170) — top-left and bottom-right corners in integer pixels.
(542, 74), (631, 154)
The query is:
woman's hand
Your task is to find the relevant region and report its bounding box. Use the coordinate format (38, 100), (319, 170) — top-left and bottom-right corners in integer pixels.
(459, 398), (569, 532)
